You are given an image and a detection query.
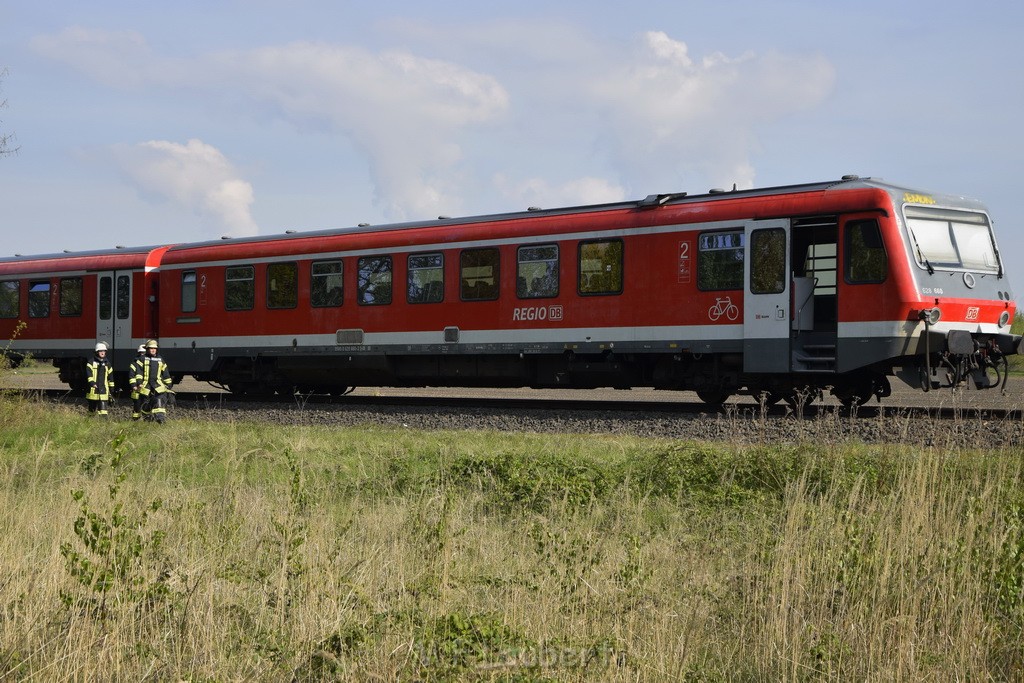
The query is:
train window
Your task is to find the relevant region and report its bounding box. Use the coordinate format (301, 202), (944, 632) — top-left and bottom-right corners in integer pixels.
(357, 256), (392, 305)
(697, 230), (744, 290)
(517, 244), (559, 299)
(905, 207), (999, 273)
(408, 253), (444, 304)
(845, 220), (887, 284)
(116, 275), (131, 320)
(460, 248), (500, 301)
(578, 240), (623, 295)
(802, 243), (837, 294)
(182, 271), (197, 312)
(267, 262), (298, 309)
(225, 266), (255, 311)
(0, 281), (19, 318)
(311, 260), (343, 307)
(99, 276), (112, 320)
(28, 280), (50, 318)
(750, 229), (786, 294)
(59, 278), (83, 317)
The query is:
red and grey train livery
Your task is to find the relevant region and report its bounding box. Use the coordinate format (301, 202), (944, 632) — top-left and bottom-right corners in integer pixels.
(0, 176), (1019, 406)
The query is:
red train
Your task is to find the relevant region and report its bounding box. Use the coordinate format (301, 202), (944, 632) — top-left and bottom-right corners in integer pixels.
(1, 176), (1019, 406)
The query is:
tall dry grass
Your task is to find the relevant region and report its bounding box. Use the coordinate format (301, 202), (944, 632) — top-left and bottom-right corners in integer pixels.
(0, 396), (1021, 680)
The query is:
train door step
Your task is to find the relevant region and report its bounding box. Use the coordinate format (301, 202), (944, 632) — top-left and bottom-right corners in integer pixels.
(792, 343), (837, 372)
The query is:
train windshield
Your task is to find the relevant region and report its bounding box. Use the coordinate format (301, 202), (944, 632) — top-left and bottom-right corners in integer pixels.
(904, 206), (1000, 274)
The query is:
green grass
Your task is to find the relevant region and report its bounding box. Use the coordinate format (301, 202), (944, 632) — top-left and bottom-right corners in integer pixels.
(0, 396), (1023, 680)
(1010, 311), (1024, 375)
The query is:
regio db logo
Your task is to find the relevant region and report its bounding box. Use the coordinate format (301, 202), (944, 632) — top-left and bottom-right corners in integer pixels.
(512, 305), (564, 322)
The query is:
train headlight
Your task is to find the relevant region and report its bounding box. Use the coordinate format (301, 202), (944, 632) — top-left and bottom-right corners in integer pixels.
(999, 310), (1011, 328)
(919, 307), (941, 325)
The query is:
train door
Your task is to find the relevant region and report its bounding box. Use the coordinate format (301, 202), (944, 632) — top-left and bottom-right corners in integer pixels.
(789, 217), (839, 373)
(743, 220), (790, 373)
(95, 271), (134, 351)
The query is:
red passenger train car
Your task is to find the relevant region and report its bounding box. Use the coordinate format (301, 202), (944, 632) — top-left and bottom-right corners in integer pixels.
(0, 245), (171, 389)
(1, 177), (1019, 406)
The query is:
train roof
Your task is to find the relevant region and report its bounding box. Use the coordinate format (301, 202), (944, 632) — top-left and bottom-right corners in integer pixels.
(162, 175), (988, 255)
(1, 176), (990, 269)
(168, 177), (864, 253)
(0, 244), (173, 275)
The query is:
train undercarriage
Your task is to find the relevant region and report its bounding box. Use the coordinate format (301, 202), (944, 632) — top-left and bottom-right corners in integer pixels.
(40, 326), (1018, 409)
(190, 347), (900, 409)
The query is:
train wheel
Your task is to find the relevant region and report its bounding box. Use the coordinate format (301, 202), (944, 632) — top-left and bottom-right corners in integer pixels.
(833, 375), (884, 409)
(696, 388), (731, 405)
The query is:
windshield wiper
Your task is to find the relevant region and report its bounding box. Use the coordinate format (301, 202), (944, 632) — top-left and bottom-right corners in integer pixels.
(907, 227), (935, 275)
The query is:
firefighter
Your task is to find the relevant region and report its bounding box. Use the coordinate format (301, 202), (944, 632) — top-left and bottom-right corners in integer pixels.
(138, 339), (173, 423)
(85, 342), (114, 417)
(128, 344), (147, 420)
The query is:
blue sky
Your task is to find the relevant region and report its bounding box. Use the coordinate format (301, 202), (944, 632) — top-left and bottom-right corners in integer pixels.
(3, 1), (1023, 299)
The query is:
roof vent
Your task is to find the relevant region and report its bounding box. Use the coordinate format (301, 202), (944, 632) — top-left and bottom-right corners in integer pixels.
(841, 174), (860, 181)
(637, 192), (688, 208)
(221, 236), (232, 240)
(115, 245), (125, 249)
(358, 223), (370, 227)
(527, 206), (542, 211)
(438, 215), (450, 220)
(285, 230), (296, 235)
(708, 188), (726, 194)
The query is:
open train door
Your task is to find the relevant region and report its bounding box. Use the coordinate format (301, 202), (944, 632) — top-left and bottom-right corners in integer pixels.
(742, 219), (791, 373)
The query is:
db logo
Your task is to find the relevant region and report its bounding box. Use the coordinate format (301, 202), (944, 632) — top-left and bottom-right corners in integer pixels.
(965, 307), (980, 321)
(513, 305), (564, 322)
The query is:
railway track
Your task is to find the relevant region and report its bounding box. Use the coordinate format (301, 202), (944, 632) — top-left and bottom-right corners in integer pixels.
(9, 384), (1023, 422)
(6, 375), (1024, 448)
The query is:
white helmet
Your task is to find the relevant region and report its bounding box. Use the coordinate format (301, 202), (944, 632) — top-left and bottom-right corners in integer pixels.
(137, 345), (146, 354)
(94, 342), (108, 352)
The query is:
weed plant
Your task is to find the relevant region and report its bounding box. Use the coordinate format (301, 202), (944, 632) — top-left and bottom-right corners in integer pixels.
(0, 397), (1022, 680)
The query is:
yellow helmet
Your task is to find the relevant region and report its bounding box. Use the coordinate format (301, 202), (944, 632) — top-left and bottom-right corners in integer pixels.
(145, 339), (159, 349)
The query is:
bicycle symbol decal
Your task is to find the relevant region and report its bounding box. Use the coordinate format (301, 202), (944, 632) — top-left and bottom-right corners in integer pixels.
(708, 296), (739, 322)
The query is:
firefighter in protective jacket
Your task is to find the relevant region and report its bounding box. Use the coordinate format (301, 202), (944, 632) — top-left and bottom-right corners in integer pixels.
(127, 344), (147, 420)
(86, 342), (115, 417)
(137, 339), (173, 423)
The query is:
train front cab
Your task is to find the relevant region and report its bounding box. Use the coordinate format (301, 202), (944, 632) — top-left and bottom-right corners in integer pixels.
(735, 194), (1019, 406)
(892, 201), (1019, 393)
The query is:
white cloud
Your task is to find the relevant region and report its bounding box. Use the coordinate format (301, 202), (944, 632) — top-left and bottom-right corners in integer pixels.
(111, 139), (258, 236)
(35, 25), (832, 219)
(31, 27), (153, 88)
(202, 42), (509, 219)
(494, 174), (626, 209)
(588, 31), (835, 192)
(33, 30), (510, 221)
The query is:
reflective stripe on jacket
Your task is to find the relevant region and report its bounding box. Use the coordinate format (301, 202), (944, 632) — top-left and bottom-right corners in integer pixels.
(128, 357), (145, 399)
